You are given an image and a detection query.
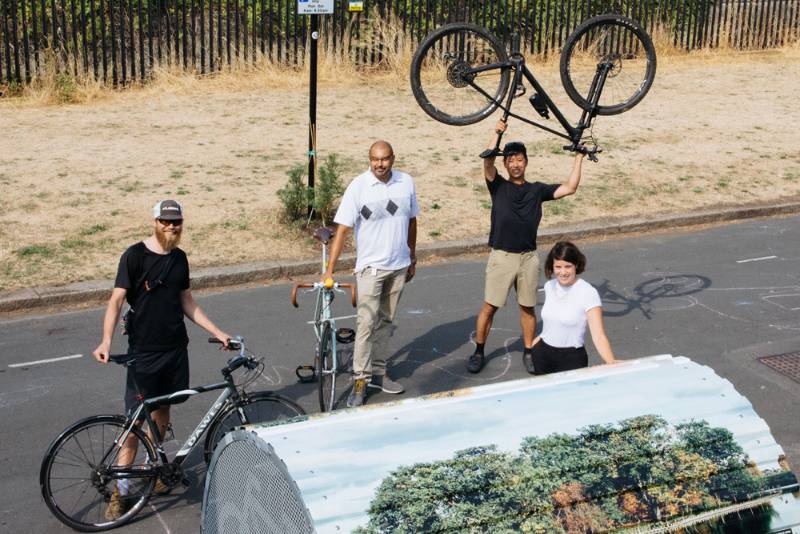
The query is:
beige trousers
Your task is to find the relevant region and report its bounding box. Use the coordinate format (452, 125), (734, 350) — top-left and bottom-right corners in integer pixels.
(353, 266), (407, 380)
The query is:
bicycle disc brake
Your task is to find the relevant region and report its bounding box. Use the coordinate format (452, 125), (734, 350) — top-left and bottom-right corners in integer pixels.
(446, 60), (474, 88)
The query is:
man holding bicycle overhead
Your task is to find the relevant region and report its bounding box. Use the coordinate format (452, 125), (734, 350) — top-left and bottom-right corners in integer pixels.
(322, 140), (419, 408)
(92, 199), (231, 520)
(466, 120), (586, 374)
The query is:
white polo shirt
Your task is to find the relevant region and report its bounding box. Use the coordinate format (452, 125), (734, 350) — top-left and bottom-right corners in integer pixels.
(334, 169), (419, 272)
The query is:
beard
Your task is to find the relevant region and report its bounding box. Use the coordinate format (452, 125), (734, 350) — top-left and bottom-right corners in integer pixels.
(155, 224), (182, 251)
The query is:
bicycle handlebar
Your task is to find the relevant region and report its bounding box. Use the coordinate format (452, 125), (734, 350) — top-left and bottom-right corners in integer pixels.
(563, 143), (602, 162)
(291, 281), (356, 308)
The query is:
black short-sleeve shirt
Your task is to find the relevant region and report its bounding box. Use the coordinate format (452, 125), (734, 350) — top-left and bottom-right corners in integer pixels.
(115, 242), (191, 352)
(487, 174), (559, 252)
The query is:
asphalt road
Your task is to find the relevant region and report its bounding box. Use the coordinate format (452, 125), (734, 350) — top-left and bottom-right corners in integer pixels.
(2, 215), (799, 533)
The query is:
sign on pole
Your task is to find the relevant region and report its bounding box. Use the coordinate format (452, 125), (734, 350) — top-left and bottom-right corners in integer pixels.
(297, 0), (334, 15)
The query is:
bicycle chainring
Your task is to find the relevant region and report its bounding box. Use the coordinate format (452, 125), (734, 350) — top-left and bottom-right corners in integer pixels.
(447, 60), (474, 88)
(159, 463), (184, 487)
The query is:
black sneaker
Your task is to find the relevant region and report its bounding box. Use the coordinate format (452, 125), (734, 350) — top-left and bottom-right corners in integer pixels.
(523, 351), (535, 374)
(368, 375), (404, 394)
(466, 352), (485, 374)
(347, 378), (367, 408)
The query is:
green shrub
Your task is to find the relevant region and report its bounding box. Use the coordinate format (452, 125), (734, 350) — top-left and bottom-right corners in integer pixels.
(277, 154), (344, 225)
(314, 154), (345, 224)
(277, 164), (312, 222)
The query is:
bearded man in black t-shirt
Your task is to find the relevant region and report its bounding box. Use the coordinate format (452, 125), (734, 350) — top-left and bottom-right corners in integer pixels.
(466, 120), (586, 375)
(92, 199), (231, 519)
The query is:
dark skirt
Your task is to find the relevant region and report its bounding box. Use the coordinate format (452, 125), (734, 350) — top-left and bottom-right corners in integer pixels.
(531, 340), (588, 375)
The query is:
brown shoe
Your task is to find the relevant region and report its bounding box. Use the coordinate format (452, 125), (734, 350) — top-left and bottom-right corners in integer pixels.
(347, 378), (367, 408)
(105, 486), (133, 521)
(153, 478), (172, 495)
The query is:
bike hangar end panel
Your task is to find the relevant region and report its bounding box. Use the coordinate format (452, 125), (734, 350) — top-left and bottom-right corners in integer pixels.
(203, 355), (800, 534)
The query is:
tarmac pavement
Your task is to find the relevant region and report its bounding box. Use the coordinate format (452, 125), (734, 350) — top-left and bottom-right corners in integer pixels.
(1, 209), (799, 532)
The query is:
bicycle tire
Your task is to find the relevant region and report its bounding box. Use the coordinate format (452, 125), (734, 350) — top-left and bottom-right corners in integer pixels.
(40, 414), (157, 532)
(317, 322), (335, 412)
(204, 392), (305, 463)
(560, 15), (656, 116)
(410, 22), (511, 126)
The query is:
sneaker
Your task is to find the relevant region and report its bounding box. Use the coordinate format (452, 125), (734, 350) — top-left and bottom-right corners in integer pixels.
(153, 478), (172, 496)
(466, 352), (485, 374)
(105, 486), (133, 521)
(523, 351), (535, 374)
(347, 378), (367, 408)
(368, 375), (405, 394)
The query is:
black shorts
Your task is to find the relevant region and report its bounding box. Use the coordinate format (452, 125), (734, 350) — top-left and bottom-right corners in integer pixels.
(124, 346), (189, 417)
(531, 340), (588, 375)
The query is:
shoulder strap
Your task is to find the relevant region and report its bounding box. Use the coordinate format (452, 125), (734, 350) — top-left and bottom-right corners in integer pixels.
(144, 252), (176, 292)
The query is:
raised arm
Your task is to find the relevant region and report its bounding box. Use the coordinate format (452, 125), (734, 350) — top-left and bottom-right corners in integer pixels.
(553, 152), (586, 199)
(322, 224), (351, 281)
(586, 306), (617, 364)
(483, 119), (507, 182)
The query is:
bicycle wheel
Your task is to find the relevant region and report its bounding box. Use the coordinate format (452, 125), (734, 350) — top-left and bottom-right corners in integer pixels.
(204, 392), (305, 462)
(317, 323), (335, 412)
(411, 23), (511, 126)
(40, 415), (157, 532)
(560, 15), (656, 115)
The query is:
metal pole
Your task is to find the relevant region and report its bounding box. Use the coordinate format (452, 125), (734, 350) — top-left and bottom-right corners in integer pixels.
(308, 13), (318, 217)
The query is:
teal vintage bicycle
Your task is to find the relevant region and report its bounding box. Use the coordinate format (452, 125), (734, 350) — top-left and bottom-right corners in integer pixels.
(292, 227), (356, 412)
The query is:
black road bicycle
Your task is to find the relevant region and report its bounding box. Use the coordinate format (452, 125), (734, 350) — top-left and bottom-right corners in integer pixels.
(410, 15), (657, 159)
(40, 337), (305, 532)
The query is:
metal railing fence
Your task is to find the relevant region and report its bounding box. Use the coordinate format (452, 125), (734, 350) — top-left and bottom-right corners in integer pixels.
(1, 0), (798, 85)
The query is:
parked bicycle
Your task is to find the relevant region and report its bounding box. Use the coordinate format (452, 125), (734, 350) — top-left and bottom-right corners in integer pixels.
(410, 15), (657, 160)
(40, 337), (305, 531)
(292, 227), (356, 412)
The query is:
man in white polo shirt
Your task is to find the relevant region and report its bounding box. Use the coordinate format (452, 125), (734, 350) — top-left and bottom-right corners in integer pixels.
(322, 140), (419, 407)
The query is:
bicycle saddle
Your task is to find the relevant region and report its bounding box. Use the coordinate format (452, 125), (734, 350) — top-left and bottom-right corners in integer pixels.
(313, 226), (336, 244)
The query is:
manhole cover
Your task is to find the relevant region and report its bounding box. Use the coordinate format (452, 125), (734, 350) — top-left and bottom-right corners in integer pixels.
(758, 352), (800, 383)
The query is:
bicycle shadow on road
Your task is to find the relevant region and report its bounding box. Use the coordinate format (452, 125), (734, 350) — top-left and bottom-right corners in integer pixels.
(596, 274), (711, 320)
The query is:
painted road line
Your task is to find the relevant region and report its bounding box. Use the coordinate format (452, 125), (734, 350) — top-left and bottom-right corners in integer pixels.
(8, 354), (83, 368)
(736, 255), (778, 264)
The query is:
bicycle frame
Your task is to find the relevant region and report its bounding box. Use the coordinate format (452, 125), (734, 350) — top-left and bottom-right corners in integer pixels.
(468, 34), (613, 153)
(105, 347), (250, 478)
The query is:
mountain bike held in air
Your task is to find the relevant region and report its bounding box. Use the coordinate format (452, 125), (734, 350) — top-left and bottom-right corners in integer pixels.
(40, 337), (305, 531)
(410, 14), (657, 160)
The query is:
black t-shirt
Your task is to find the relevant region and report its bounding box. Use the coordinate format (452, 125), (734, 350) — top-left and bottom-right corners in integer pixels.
(115, 242), (191, 352)
(487, 174), (559, 252)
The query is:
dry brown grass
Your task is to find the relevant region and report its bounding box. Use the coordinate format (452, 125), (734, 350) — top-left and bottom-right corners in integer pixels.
(1, 21), (799, 292)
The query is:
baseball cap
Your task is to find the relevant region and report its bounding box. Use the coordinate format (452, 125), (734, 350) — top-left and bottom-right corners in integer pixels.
(152, 199), (184, 220)
(503, 141), (528, 159)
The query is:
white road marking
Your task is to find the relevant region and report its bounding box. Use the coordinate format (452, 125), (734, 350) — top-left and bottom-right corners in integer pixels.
(736, 255), (777, 264)
(8, 354), (82, 368)
(148, 503), (172, 534)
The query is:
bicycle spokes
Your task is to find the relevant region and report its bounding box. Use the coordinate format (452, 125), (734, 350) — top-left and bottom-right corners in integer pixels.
(411, 24), (511, 126)
(562, 18), (656, 114)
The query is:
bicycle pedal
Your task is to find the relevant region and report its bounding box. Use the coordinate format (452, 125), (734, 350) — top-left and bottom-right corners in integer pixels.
(336, 328), (356, 344)
(529, 93), (550, 119)
(295, 365), (316, 383)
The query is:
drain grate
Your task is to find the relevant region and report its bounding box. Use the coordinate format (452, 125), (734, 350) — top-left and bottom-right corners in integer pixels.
(758, 352), (800, 383)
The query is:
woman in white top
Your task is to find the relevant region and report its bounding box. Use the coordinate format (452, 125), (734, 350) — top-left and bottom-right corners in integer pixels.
(525, 241), (617, 375)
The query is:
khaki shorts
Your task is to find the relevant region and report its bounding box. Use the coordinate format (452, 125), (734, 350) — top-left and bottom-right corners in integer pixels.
(484, 249), (540, 308)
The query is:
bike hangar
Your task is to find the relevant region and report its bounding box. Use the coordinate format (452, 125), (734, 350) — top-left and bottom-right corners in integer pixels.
(199, 2), (800, 533)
